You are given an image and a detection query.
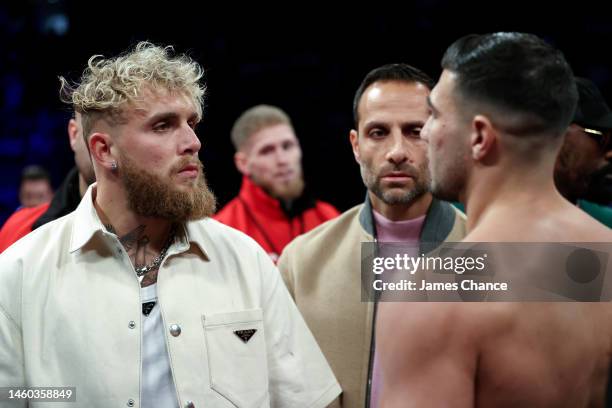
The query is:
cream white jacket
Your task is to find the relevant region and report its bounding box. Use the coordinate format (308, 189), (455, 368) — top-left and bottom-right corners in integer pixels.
(0, 185), (340, 408)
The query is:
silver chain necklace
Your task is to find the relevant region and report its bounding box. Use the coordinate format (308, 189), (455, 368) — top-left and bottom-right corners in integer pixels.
(134, 226), (176, 277)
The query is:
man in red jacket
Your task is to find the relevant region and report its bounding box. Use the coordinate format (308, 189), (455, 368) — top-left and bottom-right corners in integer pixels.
(215, 105), (339, 261)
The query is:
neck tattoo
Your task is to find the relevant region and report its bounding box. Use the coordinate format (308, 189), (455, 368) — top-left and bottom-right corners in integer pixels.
(134, 225), (176, 277)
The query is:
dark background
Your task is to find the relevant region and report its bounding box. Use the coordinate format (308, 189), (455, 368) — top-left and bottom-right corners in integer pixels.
(1, 1), (611, 224)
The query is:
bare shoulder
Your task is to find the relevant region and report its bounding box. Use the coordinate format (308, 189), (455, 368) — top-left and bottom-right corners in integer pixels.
(377, 302), (490, 349)
(376, 302), (483, 406)
(548, 200), (612, 241)
(467, 203), (612, 242)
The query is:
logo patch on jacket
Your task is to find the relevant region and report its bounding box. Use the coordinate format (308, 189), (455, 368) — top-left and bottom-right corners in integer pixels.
(234, 329), (257, 343)
(142, 301), (156, 316)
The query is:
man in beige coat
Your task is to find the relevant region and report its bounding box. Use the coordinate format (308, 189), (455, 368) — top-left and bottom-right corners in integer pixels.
(278, 64), (467, 408)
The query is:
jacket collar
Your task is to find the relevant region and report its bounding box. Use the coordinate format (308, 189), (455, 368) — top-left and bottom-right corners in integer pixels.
(358, 192), (456, 250)
(69, 183), (209, 260)
(238, 176), (286, 220)
(237, 175), (316, 219)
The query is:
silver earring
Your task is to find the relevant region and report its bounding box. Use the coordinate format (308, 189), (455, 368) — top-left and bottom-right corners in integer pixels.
(111, 161), (118, 171)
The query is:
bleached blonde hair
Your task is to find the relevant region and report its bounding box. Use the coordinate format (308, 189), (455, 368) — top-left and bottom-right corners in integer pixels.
(59, 41), (205, 142)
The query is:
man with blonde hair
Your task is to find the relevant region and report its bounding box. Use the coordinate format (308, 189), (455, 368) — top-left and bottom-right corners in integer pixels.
(0, 42), (340, 408)
(215, 104), (339, 261)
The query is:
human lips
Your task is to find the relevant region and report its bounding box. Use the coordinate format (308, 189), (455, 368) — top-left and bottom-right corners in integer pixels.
(178, 163), (199, 178)
(381, 171), (413, 182)
(275, 170), (295, 181)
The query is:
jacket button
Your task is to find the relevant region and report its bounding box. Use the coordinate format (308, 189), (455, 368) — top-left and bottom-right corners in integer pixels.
(169, 324), (182, 337)
(128, 321), (136, 329)
(184, 401), (195, 408)
(127, 399), (135, 407)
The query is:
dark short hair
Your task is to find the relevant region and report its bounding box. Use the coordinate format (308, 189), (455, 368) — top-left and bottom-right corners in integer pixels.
(353, 63), (434, 127)
(20, 165), (51, 184)
(441, 32), (577, 136)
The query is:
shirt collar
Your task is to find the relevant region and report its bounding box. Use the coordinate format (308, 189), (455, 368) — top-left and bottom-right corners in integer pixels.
(69, 183), (209, 261)
(176, 221), (209, 261)
(69, 183), (108, 253)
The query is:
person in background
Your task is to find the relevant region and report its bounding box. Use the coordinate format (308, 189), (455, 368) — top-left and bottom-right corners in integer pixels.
(215, 104), (339, 261)
(0, 112), (95, 252)
(555, 76), (612, 227)
(18, 164), (53, 208)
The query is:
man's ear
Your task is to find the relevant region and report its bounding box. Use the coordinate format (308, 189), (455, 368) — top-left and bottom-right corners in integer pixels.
(90, 132), (116, 172)
(349, 129), (361, 164)
(471, 115), (497, 161)
(67, 118), (79, 152)
(234, 151), (249, 175)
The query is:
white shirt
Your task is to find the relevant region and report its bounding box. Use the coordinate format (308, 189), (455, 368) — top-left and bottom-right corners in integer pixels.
(141, 284), (179, 408)
(0, 184), (341, 408)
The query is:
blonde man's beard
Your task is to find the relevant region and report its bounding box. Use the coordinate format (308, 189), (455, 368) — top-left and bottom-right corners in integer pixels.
(119, 153), (216, 222)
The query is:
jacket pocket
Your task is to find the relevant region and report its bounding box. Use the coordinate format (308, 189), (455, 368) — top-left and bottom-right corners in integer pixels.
(203, 309), (268, 408)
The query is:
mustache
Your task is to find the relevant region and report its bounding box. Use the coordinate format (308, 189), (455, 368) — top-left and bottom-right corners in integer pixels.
(171, 157), (203, 174)
(378, 163), (420, 178)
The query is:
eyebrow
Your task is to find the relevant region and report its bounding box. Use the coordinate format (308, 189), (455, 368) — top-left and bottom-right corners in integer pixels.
(146, 111), (199, 126)
(147, 112), (178, 124)
(364, 120), (425, 130)
(363, 120), (389, 130)
(256, 143), (277, 153)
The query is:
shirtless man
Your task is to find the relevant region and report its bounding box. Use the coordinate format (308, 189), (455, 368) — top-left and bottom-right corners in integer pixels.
(377, 32), (612, 407)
